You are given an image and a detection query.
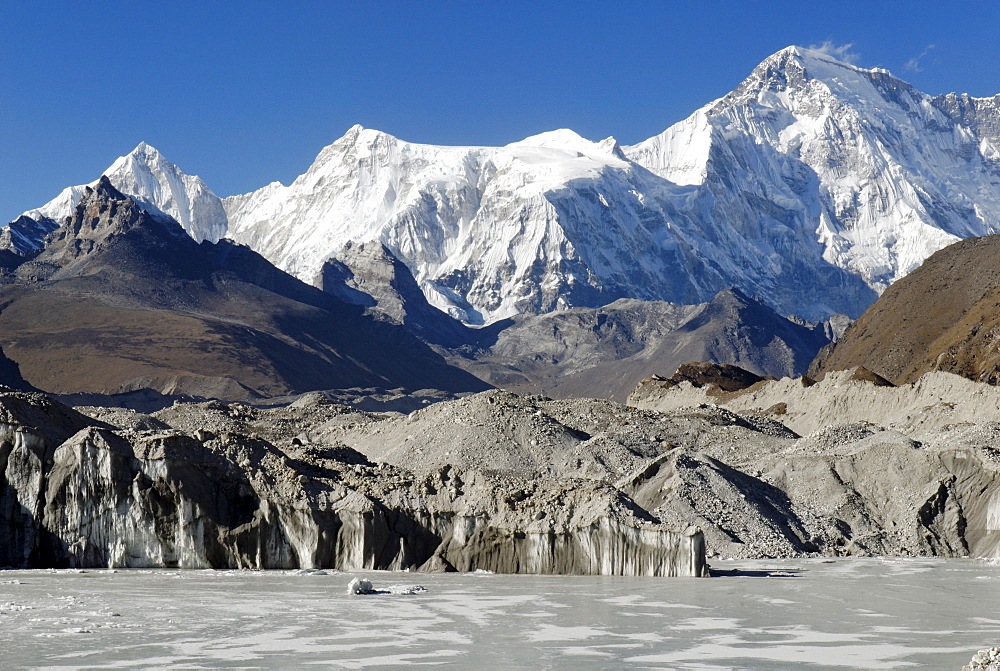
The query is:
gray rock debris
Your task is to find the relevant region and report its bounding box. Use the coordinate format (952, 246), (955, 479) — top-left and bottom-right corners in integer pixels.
(964, 647), (1000, 671)
(7, 366), (1000, 572)
(629, 368), (1000, 559)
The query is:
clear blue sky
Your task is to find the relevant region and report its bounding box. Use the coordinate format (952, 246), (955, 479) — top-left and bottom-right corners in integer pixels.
(2, 0), (998, 221)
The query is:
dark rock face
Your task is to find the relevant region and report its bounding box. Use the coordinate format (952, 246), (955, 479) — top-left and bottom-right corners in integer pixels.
(0, 178), (490, 401)
(628, 363), (768, 406)
(0, 214), (59, 256)
(665, 362), (768, 392)
(809, 234), (1000, 385)
(0, 347), (35, 392)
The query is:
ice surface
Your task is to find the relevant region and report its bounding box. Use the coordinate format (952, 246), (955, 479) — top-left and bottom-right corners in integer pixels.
(0, 559), (997, 668)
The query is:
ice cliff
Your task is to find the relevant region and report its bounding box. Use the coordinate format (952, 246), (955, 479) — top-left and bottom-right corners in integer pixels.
(4, 369), (1000, 570)
(0, 391), (706, 576)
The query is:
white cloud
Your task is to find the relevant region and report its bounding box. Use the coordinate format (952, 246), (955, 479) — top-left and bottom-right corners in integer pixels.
(807, 40), (861, 65)
(904, 44), (936, 72)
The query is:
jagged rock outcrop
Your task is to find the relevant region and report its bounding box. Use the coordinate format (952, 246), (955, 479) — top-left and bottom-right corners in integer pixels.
(0, 390), (706, 576)
(655, 362), (768, 393)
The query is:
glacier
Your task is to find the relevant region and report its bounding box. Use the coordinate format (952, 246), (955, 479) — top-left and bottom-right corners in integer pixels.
(9, 46), (1000, 324)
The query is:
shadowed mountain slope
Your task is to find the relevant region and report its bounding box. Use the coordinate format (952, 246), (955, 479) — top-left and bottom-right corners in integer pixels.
(456, 288), (829, 401)
(316, 240), (471, 348)
(0, 178), (490, 400)
(310, 246), (831, 401)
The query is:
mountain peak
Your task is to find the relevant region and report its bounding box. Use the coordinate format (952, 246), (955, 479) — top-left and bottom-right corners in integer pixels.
(509, 128), (590, 150)
(115, 142), (168, 171)
(753, 44), (859, 84)
(92, 174), (125, 200)
(711, 286), (753, 305)
(14, 141), (229, 248)
(18, 169), (237, 291)
(766, 45), (861, 70)
(711, 42), (913, 119)
(131, 141), (159, 155)
(338, 124), (398, 146)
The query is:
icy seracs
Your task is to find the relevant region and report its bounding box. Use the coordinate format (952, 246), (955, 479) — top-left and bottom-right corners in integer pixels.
(0, 390), (707, 576)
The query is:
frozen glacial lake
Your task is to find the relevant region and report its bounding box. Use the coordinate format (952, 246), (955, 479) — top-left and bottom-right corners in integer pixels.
(1, 558), (998, 669)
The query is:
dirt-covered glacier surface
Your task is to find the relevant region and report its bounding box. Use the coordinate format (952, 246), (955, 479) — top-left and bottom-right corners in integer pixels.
(0, 389), (705, 577)
(4, 369), (1000, 574)
(0, 559), (998, 669)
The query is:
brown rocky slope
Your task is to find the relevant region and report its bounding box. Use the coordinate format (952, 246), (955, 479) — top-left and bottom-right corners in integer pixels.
(810, 234), (1000, 384)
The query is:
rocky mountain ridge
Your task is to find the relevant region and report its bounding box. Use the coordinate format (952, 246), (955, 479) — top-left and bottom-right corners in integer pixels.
(0, 178), (487, 402)
(312, 241), (831, 399)
(0, 178), (832, 406)
(810, 233), (1000, 385)
(457, 287), (829, 401)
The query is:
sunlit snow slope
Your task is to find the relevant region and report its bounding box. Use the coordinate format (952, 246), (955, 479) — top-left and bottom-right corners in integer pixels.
(627, 46), (1000, 314)
(223, 47), (1000, 323)
(223, 127), (707, 324)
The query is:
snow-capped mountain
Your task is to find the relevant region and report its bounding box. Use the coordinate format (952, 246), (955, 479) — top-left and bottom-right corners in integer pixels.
(628, 46), (1000, 307)
(224, 126), (709, 323)
(17, 142), (227, 248)
(222, 46), (1000, 323)
(10, 46), (1000, 325)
